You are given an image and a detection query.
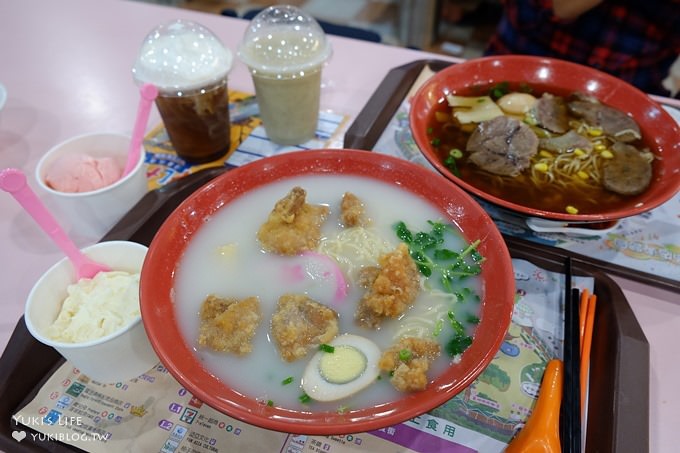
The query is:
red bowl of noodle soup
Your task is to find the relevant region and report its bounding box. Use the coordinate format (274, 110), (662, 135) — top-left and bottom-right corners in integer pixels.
(410, 55), (680, 222)
(140, 149), (514, 434)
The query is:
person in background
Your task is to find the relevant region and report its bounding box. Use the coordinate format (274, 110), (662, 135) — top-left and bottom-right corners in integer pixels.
(484, 0), (680, 97)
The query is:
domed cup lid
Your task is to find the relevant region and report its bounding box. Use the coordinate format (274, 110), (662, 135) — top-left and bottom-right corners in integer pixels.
(132, 19), (233, 93)
(238, 5), (332, 79)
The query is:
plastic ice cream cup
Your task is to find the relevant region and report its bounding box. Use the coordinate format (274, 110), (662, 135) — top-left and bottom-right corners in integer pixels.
(24, 241), (159, 383)
(238, 5), (332, 145)
(35, 132), (148, 245)
(132, 20), (234, 163)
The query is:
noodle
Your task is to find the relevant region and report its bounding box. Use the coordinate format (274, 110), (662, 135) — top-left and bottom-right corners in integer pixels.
(317, 226), (394, 279)
(528, 119), (608, 190)
(394, 286), (456, 341)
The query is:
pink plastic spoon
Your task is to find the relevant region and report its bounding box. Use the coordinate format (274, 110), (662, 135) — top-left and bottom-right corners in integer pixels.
(122, 82), (158, 176)
(0, 168), (111, 280)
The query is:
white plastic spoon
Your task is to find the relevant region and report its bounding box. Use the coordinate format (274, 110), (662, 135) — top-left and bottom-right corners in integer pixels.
(0, 167), (111, 280)
(122, 82), (158, 176)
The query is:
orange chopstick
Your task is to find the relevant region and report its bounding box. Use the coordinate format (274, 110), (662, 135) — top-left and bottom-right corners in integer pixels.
(579, 288), (589, 354)
(580, 293), (597, 418)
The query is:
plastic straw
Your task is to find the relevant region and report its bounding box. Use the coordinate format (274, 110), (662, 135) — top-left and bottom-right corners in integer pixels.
(123, 83), (158, 176)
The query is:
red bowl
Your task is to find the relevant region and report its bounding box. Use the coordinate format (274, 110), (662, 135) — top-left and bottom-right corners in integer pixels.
(410, 55), (680, 222)
(140, 149), (514, 434)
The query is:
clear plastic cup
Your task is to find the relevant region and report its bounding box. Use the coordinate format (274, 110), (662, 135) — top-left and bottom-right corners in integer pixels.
(238, 6), (332, 145)
(132, 20), (233, 163)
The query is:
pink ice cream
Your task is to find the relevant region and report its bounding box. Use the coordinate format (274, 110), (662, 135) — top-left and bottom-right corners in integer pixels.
(45, 154), (122, 193)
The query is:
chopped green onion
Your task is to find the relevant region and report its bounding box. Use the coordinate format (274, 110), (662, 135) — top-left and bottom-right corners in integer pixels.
(430, 137), (441, 147)
(281, 376), (294, 385)
(319, 344), (335, 353)
(267, 400), (274, 407)
(433, 319), (444, 337)
(299, 393), (311, 404)
(490, 81), (510, 99)
(519, 82), (533, 93)
(450, 148), (463, 159)
(444, 155), (461, 177)
(398, 349), (413, 362)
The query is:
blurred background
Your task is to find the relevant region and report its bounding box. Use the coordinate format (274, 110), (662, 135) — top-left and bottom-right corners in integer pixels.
(133, 0), (502, 59)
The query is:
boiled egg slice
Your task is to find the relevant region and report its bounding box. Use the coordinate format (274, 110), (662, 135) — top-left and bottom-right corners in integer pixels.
(301, 334), (381, 402)
(497, 92), (537, 115)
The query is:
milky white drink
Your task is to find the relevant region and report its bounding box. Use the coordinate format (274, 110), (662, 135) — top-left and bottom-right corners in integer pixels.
(133, 20), (233, 163)
(238, 6), (332, 145)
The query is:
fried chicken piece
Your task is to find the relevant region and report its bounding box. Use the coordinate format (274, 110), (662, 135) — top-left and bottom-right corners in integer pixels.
(379, 337), (441, 392)
(198, 295), (262, 355)
(257, 187), (330, 256)
(340, 192), (366, 227)
(271, 294), (339, 362)
(355, 243), (420, 328)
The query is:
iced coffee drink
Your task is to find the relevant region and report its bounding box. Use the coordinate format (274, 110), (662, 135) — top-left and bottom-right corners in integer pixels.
(133, 20), (233, 163)
(238, 6), (332, 145)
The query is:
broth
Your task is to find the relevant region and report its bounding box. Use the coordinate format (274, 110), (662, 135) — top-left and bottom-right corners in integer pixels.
(426, 83), (652, 215)
(174, 174), (483, 412)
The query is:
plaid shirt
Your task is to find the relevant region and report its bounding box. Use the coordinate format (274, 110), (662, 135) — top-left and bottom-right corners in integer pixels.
(485, 0), (680, 96)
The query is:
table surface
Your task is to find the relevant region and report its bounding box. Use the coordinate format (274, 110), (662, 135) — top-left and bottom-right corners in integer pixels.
(1, 0), (678, 451)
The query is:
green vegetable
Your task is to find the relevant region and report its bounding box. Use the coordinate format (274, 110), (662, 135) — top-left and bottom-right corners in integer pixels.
(394, 220), (484, 357)
(299, 393), (311, 404)
(431, 137), (441, 147)
(398, 349), (413, 362)
(446, 311), (473, 356)
(518, 82), (533, 94)
(394, 220), (483, 293)
(281, 376), (294, 385)
(466, 314), (481, 325)
(490, 81), (510, 100)
(446, 333), (473, 356)
(433, 319), (444, 337)
(444, 154), (461, 177)
(267, 400), (274, 407)
(319, 344), (335, 353)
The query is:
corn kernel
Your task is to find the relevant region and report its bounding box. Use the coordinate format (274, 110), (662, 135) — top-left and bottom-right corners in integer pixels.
(588, 127), (603, 137)
(577, 171), (589, 180)
(539, 150), (553, 158)
(435, 111), (450, 123)
(600, 150), (614, 159)
(460, 123), (476, 133)
(594, 143), (607, 151)
(566, 205), (579, 215)
(573, 148), (585, 156)
(533, 163), (549, 172)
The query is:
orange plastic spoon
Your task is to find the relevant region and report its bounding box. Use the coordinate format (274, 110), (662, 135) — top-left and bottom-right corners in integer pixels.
(506, 359), (563, 453)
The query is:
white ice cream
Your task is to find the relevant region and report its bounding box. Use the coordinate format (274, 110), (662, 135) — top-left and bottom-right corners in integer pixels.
(48, 271), (141, 343)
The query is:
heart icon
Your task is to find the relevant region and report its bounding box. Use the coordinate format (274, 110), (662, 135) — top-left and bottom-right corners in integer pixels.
(12, 430), (26, 442)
